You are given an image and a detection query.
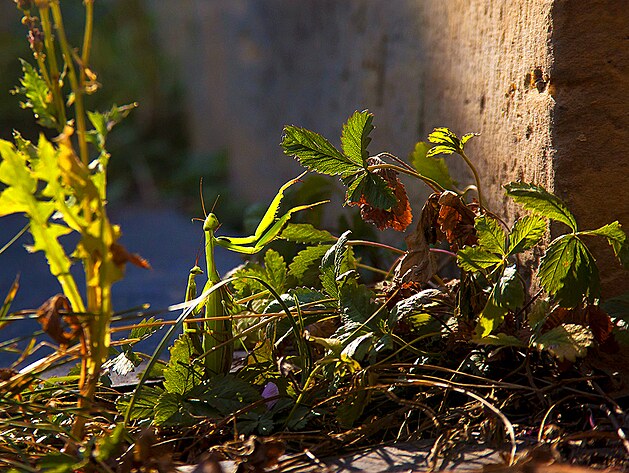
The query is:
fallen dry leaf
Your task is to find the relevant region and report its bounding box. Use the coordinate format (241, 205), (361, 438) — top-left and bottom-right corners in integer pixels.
(36, 294), (82, 347)
(110, 242), (152, 270)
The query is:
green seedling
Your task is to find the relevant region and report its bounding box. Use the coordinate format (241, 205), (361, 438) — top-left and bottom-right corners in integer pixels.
(184, 172), (328, 376)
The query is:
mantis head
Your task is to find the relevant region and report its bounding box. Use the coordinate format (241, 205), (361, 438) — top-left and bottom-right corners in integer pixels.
(203, 213), (220, 232)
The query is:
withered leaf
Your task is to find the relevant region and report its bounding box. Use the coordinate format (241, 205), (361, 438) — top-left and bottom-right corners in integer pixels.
(437, 191), (479, 251)
(36, 294), (82, 346)
(394, 196), (437, 284)
(110, 242), (151, 270)
(544, 304), (614, 344)
(349, 157), (413, 232)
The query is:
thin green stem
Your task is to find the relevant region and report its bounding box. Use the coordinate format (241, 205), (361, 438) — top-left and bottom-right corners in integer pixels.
(50, 3), (89, 166)
(38, 6), (66, 130)
(367, 163), (444, 193)
(458, 149), (484, 208)
(81, 0), (94, 64)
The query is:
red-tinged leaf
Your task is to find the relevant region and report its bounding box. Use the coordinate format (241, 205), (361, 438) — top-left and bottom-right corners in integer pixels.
(544, 304), (613, 344)
(348, 157), (412, 232)
(436, 191), (479, 251)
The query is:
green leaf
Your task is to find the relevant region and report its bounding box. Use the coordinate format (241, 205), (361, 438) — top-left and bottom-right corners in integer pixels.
(154, 391), (193, 426)
(493, 265), (525, 310)
(475, 216), (506, 256)
(163, 334), (203, 395)
(320, 231), (352, 298)
(339, 283), (380, 327)
(477, 291), (508, 337)
(340, 110), (374, 166)
(231, 262), (267, 296)
(13, 59), (58, 129)
(343, 170), (397, 209)
(289, 244), (331, 284)
(474, 333), (526, 347)
(192, 374), (261, 417)
(539, 235), (600, 307)
(583, 221), (629, 269)
(426, 145), (456, 157)
(116, 385), (163, 421)
(281, 125), (361, 177)
(427, 127), (460, 151)
(264, 249), (287, 293)
(457, 246), (503, 272)
(94, 424), (126, 462)
(460, 133), (479, 147)
(280, 223), (336, 244)
(507, 214), (546, 255)
(409, 141), (457, 190)
(504, 182), (578, 232)
(129, 316), (163, 340)
(533, 324), (594, 362)
(38, 453), (83, 473)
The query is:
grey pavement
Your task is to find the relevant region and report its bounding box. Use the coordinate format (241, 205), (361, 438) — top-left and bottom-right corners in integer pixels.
(0, 204), (243, 366)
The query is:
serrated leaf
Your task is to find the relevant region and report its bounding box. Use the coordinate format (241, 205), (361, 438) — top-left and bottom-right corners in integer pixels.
(493, 265), (525, 310)
(475, 216), (506, 256)
(428, 127), (460, 148)
(504, 182), (578, 232)
(457, 246), (503, 272)
(409, 141), (457, 190)
(583, 221), (629, 269)
(289, 244), (331, 283)
(281, 125), (361, 177)
(154, 391), (192, 426)
(341, 110), (374, 166)
(192, 374), (261, 416)
(477, 291), (508, 337)
(534, 323), (594, 362)
(320, 231), (352, 298)
(343, 170), (397, 210)
(107, 352), (139, 377)
(264, 249), (287, 293)
(460, 133), (479, 147)
(280, 223), (335, 244)
(231, 262), (267, 296)
(539, 235), (599, 307)
(129, 317), (162, 340)
(116, 385), (163, 421)
(14, 59), (58, 129)
(163, 334), (203, 395)
(507, 214), (546, 255)
(339, 283), (379, 327)
(426, 145), (457, 157)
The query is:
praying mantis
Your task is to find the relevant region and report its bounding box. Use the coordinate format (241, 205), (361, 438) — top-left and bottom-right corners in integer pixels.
(184, 172), (327, 376)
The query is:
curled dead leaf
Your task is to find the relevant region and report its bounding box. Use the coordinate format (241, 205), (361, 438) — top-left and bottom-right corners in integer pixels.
(394, 196), (437, 284)
(436, 191), (479, 251)
(36, 294), (83, 347)
(110, 242), (152, 270)
(349, 157), (413, 232)
(544, 304), (614, 344)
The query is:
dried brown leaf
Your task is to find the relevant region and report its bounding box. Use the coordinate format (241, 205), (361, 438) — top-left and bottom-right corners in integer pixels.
(394, 196), (437, 284)
(437, 191), (479, 251)
(36, 294), (82, 346)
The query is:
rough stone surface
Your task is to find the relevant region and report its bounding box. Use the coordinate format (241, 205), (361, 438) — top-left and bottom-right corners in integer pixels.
(550, 0), (629, 295)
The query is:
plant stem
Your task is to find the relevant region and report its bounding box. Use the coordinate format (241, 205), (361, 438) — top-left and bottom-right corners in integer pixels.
(50, 3), (89, 166)
(347, 239), (406, 255)
(38, 6), (66, 130)
(81, 0), (94, 64)
(458, 149), (484, 208)
(367, 163), (444, 193)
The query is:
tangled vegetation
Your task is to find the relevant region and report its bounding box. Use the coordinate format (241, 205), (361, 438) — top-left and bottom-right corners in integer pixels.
(1, 2), (628, 472)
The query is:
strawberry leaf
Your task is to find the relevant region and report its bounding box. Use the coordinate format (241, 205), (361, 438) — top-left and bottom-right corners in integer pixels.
(340, 110), (374, 167)
(507, 214), (546, 255)
(504, 182), (578, 232)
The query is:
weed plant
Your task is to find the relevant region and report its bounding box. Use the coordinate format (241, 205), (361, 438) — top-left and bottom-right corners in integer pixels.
(1, 2), (628, 471)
